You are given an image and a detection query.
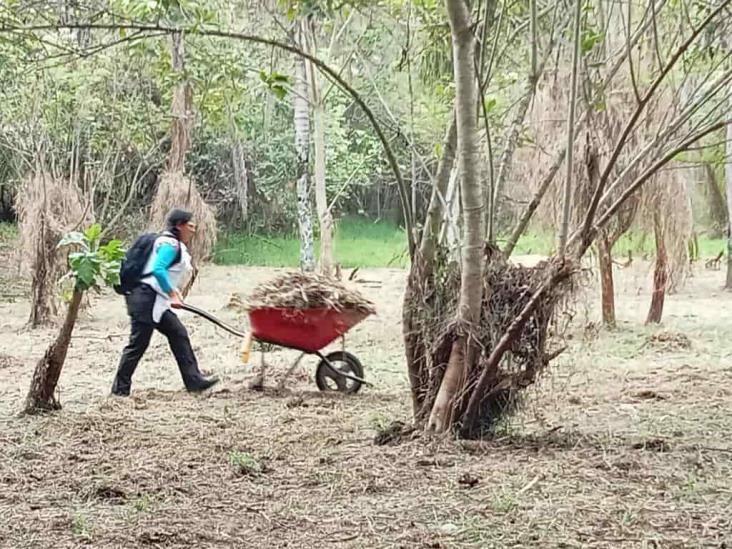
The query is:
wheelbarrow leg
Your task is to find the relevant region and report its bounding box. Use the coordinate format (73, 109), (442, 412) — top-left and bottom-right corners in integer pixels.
(276, 353), (305, 391)
(248, 351), (267, 391)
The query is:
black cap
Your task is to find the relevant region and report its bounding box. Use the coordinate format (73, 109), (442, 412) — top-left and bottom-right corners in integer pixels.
(165, 208), (193, 229)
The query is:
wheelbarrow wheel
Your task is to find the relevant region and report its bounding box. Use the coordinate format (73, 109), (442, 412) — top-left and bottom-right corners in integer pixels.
(315, 351), (364, 394)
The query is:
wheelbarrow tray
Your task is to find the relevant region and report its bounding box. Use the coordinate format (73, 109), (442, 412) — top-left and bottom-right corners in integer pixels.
(248, 307), (369, 353)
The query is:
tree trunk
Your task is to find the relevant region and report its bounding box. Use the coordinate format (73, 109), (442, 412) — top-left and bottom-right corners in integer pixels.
(646, 212), (667, 324)
(168, 31), (193, 174)
(426, 0), (484, 433)
(306, 22), (334, 275)
(558, 0), (583, 256)
(231, 141), (248, 224)
(294, 21), (315, 272)
(403, 111), (457, 419)
(422, 113), (458, 263)
(440, 167), (461, 255)
(598, 236), (616, 327)
(703, 163), (727, 238)
(25, 289), (84, 413)
(725, 115), (732, 289)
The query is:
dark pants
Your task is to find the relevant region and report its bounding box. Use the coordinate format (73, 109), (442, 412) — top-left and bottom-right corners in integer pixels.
(112, 285), (207, 395)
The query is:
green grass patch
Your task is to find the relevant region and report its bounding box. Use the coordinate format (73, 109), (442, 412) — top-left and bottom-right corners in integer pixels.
(213, 217), (409, 268)
(0, 222), (18, 242)
(214, 218), (732, 268)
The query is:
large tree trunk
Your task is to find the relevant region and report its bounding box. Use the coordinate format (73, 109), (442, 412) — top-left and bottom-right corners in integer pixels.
(306, 21), (334, 275)
(25, 289), (83, 413)
(598, 236), (616, 327)
(646, 212), (667, 324)
(725, 116), (732, 289)
(703, 163), (727, 239)
(294, 21), (315, 272)
(426, 0), (484, 433)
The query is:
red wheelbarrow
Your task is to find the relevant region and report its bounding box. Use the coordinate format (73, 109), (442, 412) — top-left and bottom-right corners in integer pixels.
(181, 303), (371, 394)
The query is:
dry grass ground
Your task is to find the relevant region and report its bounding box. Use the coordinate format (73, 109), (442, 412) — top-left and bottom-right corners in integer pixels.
(1, 244), (731, 548)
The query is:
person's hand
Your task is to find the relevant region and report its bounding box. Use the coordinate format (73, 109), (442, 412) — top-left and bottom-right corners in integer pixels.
(169, 290), (184, 309)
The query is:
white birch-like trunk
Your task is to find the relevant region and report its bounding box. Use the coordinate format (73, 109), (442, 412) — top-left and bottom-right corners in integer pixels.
(294, 22), (315, 272)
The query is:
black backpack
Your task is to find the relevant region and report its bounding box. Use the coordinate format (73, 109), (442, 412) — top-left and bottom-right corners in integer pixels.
(114, 232), (181, 295)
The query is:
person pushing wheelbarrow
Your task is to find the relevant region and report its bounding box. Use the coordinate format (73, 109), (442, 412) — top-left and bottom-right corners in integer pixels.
(111, 208), (219, 396)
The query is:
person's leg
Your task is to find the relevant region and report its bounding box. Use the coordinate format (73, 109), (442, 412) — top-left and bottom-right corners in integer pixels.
(156, 310), (218, 391)
(111, 285), (156, 396)
(112, 320), (154, 395)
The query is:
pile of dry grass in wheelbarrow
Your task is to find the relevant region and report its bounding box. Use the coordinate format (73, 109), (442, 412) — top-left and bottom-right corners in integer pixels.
(247, 271), (376, 314)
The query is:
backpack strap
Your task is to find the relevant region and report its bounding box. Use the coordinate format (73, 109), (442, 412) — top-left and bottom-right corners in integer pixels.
(140, 232), (183, 279)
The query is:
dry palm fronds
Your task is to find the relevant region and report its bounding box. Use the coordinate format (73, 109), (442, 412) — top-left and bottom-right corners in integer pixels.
(247, 271), (376, 314)
(15, 172), (92, 325)
(149, 171), (217, 266)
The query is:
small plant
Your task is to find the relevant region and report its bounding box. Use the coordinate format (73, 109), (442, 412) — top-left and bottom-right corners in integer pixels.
(488, 490), (518, 514)
(228, 450), (263, 476)
(368, 411), (392, 432)
(132, 494), (159, 513)
(24, 224), (124, 413)
(59, 224), (125, 292)
(70, 512), (91, 538)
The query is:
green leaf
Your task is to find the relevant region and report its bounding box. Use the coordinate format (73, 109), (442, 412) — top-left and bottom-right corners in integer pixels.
(83, 224), (102, 245)
(272, 85), (287, 100)
(581, 30), (604, 55)
(100, 240), (126, 261)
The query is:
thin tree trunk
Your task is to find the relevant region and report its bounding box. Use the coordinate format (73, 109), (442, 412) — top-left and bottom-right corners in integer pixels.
(427, 0), (484, 433)
(489, 0), (561, 240)
(646, 212), (667, 324)
(703, 163), (726, 238)
(25, 289), (83, 413)
(725, 114), (732, 288)
(503, 146), (566, 257)
(598, 236), (616, 327)
(558, 0), (582, 256)
(403, 111), (457, 418)
(420, 113), (458, 267)
(231, 141), (248, 224)
(306, 21), (333, 275)
(294, 21), (315, 272)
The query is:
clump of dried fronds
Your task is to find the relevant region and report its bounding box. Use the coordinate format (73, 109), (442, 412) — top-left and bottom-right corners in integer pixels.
(409, 245), (578, 436)
(15, 172), (92, 326)
(149, 171), (217, 266)
(247, 271), (376, 314)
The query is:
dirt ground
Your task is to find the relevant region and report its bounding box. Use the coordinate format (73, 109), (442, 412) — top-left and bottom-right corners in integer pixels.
(1, 248), (732, 548)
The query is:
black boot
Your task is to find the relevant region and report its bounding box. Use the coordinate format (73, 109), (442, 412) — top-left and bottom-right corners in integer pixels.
(110, 377), (131, 397)
(188, 376), (220, 393)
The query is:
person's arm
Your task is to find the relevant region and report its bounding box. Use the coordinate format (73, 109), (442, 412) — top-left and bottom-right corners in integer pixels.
(151, 243), (181, 304)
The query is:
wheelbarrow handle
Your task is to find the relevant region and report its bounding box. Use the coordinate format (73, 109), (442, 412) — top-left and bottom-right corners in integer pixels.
(180, 303), (248, 338)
